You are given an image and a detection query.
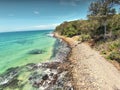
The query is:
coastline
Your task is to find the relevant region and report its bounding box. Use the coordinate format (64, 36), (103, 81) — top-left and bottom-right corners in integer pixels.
(54, 32), (120, 90)
(0, 31), (72, 90)
(54, 32), (79, 89)
(0, 33), (74, 90)
(1, 31), (120, 89)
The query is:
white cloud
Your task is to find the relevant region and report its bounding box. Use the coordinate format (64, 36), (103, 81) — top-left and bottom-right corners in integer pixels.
(0, 24), (59, 32)
(60, 0), (79, 6)
(33, 24), (59, 29)
(15, 23), (59, 31)
(33, 11), (40, 15)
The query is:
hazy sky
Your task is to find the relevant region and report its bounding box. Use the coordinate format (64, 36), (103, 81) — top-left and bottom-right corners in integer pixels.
(0, 0), (95, 32)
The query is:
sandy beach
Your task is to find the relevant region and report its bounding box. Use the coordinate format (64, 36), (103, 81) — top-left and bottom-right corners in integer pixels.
(54, 33), (120, 90)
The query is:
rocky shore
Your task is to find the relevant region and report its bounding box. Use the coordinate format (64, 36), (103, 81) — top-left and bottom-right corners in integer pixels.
(1, 32), (120, 90)
(0, 36), (73, 90)
(54, 33), (120, 90)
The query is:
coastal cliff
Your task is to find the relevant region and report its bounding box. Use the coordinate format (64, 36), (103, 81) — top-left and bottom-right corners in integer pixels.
(54, 32), (120, 90)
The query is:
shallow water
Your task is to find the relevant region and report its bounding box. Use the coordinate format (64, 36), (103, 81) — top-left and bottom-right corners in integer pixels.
(0, 30), (56, 74)
(0, 30), (72, 90)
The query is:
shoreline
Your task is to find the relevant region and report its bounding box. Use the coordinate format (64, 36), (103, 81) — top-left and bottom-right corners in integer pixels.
(54, 33), (79, 89)
(54, 32), (120, 90)
(0, 34), (73, 90)
(0, 31), (72, 90)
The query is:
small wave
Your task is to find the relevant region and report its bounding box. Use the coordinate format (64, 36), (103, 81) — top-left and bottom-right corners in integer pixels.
(46, 33), (54, 37)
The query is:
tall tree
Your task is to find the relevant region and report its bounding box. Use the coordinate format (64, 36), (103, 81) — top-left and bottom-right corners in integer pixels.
(88, 0), (120, 39)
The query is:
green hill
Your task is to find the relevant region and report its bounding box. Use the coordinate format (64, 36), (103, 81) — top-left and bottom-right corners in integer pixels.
(55, 14), (120, 63)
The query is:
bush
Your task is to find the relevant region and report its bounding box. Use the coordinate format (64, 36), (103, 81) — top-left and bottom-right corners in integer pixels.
(108, 51), (120, 63)
(55, 14), (120, 63)
(79, 34), (91, 42)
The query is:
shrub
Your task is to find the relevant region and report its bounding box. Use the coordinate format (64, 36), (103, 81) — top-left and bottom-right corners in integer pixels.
(108, 51), (120, 63)
(55, 14), (120, 63)
(79, 34), (91, 42)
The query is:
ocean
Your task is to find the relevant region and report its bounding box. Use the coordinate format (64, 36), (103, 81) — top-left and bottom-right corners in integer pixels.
(0, 30), (71, 90)
(0, 30), (57, 89)
(0, 30), (56, 74)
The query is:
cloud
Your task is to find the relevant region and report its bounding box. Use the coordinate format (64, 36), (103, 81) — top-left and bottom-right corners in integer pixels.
(15, 23), (59, 31)
(59, 0), (95, 6)
(33, 24), (59, 29)
(59, 0), (81, 6)
(33, 11), (39, 15)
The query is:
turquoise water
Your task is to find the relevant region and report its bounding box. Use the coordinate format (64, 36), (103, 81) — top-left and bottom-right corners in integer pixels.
(0, 30), (71, 90)
(0, 30), (56, 74)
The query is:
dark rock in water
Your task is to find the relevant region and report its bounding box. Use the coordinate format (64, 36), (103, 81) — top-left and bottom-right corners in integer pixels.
(42, 74), (48, 80)
(0, 78), (19, 89)
(28, 49), (46, 54)
(25, 63), (38, 70)
(28, 77), (32, 80)
(7, 79), (19, 88)
(26, 63), (36, 66)
(33, 81), (40, 88)
(50, 73), (54, 76)
(0, 66), (21, 89)
(0, 67), (19, 80)
(5, 67), (19, 74)
(14, 40), (33, 45)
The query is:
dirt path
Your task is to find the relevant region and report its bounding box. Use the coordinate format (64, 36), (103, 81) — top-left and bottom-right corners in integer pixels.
(54, 33), (120, 90)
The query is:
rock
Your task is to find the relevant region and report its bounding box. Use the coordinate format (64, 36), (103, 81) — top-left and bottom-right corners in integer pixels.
(53, 74), (58, 80)
(28, 49), (46, 54)
(33, 81), (39, 88)
(28, 77), (32, 80)
(49, 73), (54, 76)
(26, 63), (36, 70)
(42, 74), (49, 80)
(41, 62), (60, 69)
(0, 66), (20, 87)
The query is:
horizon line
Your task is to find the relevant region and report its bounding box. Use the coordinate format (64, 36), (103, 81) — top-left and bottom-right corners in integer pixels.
(0, 29), (54, 33)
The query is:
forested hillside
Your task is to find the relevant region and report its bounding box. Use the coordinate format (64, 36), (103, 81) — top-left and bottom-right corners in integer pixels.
(55, 0), (120, 63)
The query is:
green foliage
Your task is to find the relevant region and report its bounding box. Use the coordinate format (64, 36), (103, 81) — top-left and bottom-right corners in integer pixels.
(54, 0), (120, 64)
(55, 14), (120, 41)
(55, 21), (78, 37)
(108, 51), (120, 63)
(88, 0), (119, 16)
(55, 19), (100, 38)
(79, 34), (91, 42)
(107, 14), (120, 40)
(88, 0), (120, 39)
(109, 41), (120, 51)
(54, 14), (120, 63)
(96, 39), (120, 63)
(101, 50), (107, 55)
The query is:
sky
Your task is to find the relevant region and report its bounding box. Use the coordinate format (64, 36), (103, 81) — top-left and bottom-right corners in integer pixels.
(0, 0), (98, 32)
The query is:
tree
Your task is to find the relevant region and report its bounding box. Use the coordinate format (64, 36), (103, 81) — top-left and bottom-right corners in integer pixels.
(88, 0), (120, 39)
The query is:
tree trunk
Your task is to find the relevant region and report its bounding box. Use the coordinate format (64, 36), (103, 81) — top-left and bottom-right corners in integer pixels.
(104, 21), (107, 39)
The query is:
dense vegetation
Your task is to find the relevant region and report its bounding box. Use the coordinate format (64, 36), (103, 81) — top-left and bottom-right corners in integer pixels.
(55, 0), (120, 63)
